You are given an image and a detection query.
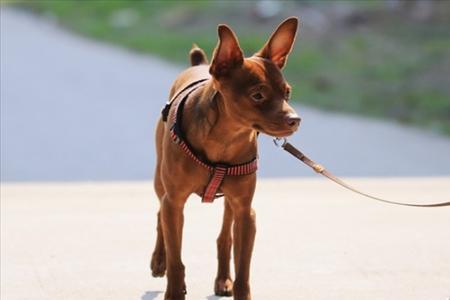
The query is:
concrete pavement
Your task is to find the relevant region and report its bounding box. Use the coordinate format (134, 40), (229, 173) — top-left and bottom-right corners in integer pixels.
(2, 178), (450, 299)
(2, 8), (450, 181)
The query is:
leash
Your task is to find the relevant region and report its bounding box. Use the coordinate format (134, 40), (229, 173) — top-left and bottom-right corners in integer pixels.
(274, 138), (450, 208)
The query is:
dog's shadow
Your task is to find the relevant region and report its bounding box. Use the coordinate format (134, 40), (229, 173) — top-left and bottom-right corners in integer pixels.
(141, 291), (224, 300)
(141, 290), (163, 300)
(205, 295), (224, 300)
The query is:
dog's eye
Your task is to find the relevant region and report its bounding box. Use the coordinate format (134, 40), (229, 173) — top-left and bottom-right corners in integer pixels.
(251, 92), (264, 102)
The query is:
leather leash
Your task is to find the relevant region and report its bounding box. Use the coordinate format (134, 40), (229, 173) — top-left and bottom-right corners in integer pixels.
(274, 138), (450, 208)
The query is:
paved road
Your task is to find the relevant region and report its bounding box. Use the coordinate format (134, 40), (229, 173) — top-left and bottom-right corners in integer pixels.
(2, 179), (450, 300)
(2, 8), (450, 181)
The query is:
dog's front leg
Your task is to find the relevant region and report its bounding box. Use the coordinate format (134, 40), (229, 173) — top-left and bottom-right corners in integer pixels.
(160, 194), (187, 300)
(215, 198), (234, 296)
(230, 201), (256, 300)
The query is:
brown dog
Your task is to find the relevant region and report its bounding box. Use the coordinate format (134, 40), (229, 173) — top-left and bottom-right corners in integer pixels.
(151, 17), (300, 300)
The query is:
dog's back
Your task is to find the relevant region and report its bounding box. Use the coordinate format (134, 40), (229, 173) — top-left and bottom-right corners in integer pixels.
(154, 45), (211, 180)
(168, 45), (211, 100)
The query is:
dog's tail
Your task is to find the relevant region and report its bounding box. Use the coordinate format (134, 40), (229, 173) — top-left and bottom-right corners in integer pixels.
(189, 43), (208, 66)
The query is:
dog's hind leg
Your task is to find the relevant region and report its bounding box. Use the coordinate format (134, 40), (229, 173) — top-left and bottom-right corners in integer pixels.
(214, 198), (234, 297)
(151, 119), (167, 277)
(150, 165), (167, 277)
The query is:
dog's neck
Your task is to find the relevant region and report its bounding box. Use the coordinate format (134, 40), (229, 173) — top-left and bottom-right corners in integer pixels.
(182, 80), (258, 165)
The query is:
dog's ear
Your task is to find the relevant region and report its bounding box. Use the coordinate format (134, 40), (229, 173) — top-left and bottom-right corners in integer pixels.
(210, 25), (244, 78)
(255, 17), (298, 69)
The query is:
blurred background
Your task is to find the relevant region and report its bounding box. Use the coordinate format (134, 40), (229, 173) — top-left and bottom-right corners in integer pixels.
(1, 0), (450, 181)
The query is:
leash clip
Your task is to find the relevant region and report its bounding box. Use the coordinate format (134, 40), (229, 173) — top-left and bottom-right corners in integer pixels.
(273, 137), (287, 148)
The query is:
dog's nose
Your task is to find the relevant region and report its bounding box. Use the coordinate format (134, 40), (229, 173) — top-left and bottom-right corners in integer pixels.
(285, 114), (301, 127)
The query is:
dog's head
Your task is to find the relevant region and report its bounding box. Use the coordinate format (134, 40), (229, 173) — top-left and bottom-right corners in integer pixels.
(209, 17), (300, 138)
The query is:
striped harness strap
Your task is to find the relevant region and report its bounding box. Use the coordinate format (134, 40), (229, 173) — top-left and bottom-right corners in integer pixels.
(162, 79), (258, 203)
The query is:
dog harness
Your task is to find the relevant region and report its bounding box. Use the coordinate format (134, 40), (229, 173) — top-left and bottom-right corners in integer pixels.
(161, 78), (258, 203)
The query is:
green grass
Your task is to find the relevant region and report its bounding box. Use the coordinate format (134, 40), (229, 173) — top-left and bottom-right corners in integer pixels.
(14, 0), (450, 135)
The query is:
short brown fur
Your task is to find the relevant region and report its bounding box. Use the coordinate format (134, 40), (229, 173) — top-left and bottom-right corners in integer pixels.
(151, 17), (300, 300)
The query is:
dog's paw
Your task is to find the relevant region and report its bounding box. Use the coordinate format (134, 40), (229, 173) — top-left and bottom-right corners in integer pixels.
(164, 294), (185, 300)
(164, 285), (186, 300)
(150, 252), (166, 277)
(233, 283), (252, 300)
(214, 278), (233, 297)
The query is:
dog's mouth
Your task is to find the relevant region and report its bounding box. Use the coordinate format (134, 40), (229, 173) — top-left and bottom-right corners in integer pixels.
(252, 123), (297, 138)
(252, 124), (263, 131)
